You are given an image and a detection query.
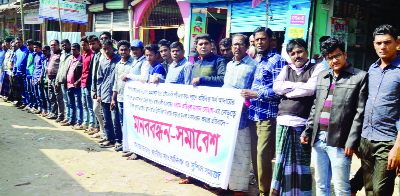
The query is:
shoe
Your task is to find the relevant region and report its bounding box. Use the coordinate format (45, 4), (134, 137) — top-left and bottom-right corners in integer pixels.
(46, 114), (57, 119)
(115, 145), (123, 152)
(99, 141), (115, 148)
(74, 124), (85, 130)
(22, 106), (30, 111)
(60, 119), (68, 124)
(55, 118), (63, 123)
(18, 105), (26, 109)
(61, 122), (73, 126)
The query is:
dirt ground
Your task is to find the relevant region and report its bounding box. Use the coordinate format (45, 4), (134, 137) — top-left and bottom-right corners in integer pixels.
(0, 101), (398, 196)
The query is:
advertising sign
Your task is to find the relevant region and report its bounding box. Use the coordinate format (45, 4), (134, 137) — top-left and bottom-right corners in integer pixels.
(189, 13), (206, 50)
(39, 0), (88, 24)
(331, 18), (349, 50)
(24, 9), (44, 24)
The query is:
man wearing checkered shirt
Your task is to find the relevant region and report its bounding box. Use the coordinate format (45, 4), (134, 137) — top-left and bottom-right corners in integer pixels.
(241, 27), (287, 196)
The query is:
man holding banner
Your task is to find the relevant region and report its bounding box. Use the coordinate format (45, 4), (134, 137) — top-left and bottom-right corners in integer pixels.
(241, 27), (287, 196)
(221, 34), (257, 194)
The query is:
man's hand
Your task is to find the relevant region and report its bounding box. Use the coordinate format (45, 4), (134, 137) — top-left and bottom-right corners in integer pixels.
(121, 74), (129, 82)
(152, 77), (160, 84)
(12, 75), (16, 79)
(192, 77), (200, 87)
(97, 96), (101, 103)
(241, 89), (258, 99)
(140, 80), (147, 83)
(300, 136), (309, 144)
(73, 82), (79, 87)
(344, 147), (355, 156)
(91, 91), (97, 99)
(110, 99), (116, 111)
(387, 145), (400, 170)
(31, 80), (34, 85)
(55, 83), (60, 89)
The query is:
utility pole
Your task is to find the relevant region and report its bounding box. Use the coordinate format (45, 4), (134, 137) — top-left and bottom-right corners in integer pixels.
(265, 0), (268, 28)
(20, 0), (24, 42)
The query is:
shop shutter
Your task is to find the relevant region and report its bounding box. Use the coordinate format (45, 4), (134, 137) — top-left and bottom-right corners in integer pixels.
(112, 10), (130, 31)
(94, 13), (112, 32)
(231, 0), (290, 33)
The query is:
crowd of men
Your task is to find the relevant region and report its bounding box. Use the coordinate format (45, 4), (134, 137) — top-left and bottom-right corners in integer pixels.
(0, 24), (399, 196)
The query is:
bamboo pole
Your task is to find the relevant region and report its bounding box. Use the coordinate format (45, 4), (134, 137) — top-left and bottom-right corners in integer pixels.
(20, 0), (25, 42)
(57, 0), (62, 40)
(265, 0), (268, 28)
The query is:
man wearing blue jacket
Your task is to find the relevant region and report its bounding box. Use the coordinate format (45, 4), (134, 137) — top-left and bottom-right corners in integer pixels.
(12, 37), (30, 109)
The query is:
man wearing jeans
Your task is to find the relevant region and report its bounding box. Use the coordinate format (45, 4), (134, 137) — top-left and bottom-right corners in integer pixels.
(55, 40), (72, 123)
(240, 27), (287, 196)
(80, 36), (95, 131)
(13, 37), (30, 109)
(47, 40), (65, 121)
(97, 39), (121, 148)
(300, 37), (368, 195)
(360, 24), (400, 195)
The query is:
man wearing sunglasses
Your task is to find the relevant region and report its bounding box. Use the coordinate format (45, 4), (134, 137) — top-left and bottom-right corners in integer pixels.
(300, 37), (368, 195)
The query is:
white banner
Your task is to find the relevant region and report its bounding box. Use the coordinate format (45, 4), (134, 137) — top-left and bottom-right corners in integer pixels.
(24, 9), (44, 24)
(39, 0), (88, 24)
(123, 82), (244, 189)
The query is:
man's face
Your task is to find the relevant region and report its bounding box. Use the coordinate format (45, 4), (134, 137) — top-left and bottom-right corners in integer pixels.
(100, 34), (110, 41)
(250, 36), (255, 47)
(232, 36), (248, 60)
(373, 34), (399, 60)
(131, 47), (143, 59)
(118, 45), (130, 60)
(50, 41), (59, 52)
(43, 50), (50, 57)
(211, 43), (218, 55)
(33, 45), (41, 53)
(326, 47), (347, 73)
(5, 42), (10, 49)
(289, 45), (309, 68)
(71, 46), (80, 57)
(145, 50), (158, 64)
(15, 39), (23, 49)
(102, 44), (114, 57)
(11, 43), (17, 51)
(255, 31), (270, 54)
(80, 41), (90, 52)
(27, 43), (33, 51)
(89, 41), (100, 52)
(171, 47), (184, 62)
(220, 45), (233, 61)
(159, 46), (171, 60)
(196, 39), (211, 56)
(61, 42), (71, 52)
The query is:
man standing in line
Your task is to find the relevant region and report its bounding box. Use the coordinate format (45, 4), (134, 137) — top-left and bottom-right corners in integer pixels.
(88, 35), (104, 137)
(240, 27), (287, 196)
(300, 37), (367, 195)
(0, 40), (9, 99)
(219, 38), (234, 64)
(31, 42), (46, 114)
(112, 40), (133, 152)
(165, 41), (192, 85)
(7, 42), (20, 105)
(38, 45), (51, 116)
(221, 34), (257, 195)
(64, 43), (83, 128)
(158, 39), (172, 74)
(54, 39), (71, 123)
(23, 39), (34, 112)
(191, 33), (226, 88)
(13, 37), (30, 109)
(272, 38), (326, 195)
(97, 39), (122, 148)
(80, 36), (95, 131)
(360, 24), (400, 195)
(46, 40), (64, 120)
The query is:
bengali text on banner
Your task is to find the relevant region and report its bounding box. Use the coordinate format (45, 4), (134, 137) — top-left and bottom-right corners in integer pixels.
(123, 81), (244, 189)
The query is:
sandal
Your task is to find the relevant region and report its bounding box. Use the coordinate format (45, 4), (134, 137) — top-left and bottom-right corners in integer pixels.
(127, 153), (138, 160)
(91, 133), (101, 138)
(179, 179), (191, 184)
(99, 141), (114, 148)
(122, 152), (133, 157)
(97, 138), (107, 143)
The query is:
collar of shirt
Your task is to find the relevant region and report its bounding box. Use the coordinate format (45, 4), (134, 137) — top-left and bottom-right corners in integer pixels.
(288, 60), (310, 74)
(172, 58), (188, 68)
(72, 54), (82, 62)
(231, 54), (252, 66)
(371, 54), (400, 68)
(325, 63), (354, 80)
(199, 52), (214, 61)
(120, 56), (134, 65)
(83, 50), (93, 57)
(134, 55), (145, 63)
(259, 48), (279, 63)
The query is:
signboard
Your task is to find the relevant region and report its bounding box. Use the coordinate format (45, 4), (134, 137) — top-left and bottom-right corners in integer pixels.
(331, 18), (349, 50)
(24, 9), (44, 24)
(284, 2), (311, 43)
(189, 13), (206, 50)
(123, 82), (244, 189)
(39, 0), (88, 24)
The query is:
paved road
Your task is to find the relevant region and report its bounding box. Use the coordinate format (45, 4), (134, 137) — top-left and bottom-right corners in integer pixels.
(0, 101), (397, 196)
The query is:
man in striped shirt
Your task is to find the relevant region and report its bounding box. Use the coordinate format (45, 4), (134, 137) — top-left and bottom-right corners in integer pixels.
(300, 37), (368, 195)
